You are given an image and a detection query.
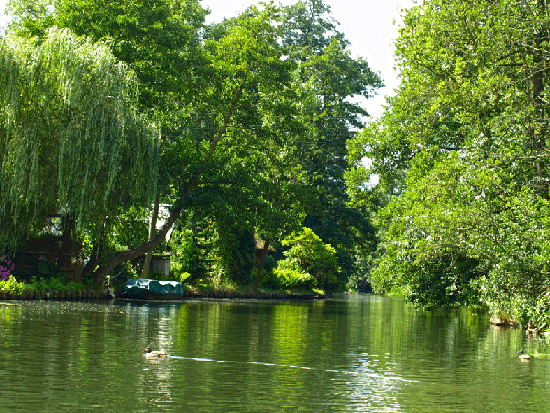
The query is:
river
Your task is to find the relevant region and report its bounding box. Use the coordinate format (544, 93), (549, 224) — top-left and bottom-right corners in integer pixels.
(0, 294), (548, 412)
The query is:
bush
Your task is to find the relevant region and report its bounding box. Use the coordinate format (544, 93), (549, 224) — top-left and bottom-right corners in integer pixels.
(29, 274), (85, 292)
(0, 275), (24, 294)
(274, 228), (341, 293)
(0, 255), (15, 281)
(273, 265), (314, 288)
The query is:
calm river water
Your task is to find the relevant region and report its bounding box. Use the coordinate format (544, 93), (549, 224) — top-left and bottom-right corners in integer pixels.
(1, 294), (549, 412)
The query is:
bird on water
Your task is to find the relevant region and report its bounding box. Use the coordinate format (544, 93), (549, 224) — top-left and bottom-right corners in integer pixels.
(144, 346), (168, 358)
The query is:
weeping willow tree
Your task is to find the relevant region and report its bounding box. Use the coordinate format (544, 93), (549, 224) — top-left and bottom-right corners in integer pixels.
(0, 28), (159, 252)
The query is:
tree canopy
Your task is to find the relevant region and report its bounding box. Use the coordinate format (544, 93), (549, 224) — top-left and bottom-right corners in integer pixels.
(0, 28), (158, 249)
(348, 0), (550, 326)
(3, 0), (383, 295)
(7, 0), (207, 124)
(279, 0), (382, 289)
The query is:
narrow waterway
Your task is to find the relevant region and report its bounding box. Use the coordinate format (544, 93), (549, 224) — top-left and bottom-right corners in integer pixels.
(0, 295), (548, 412)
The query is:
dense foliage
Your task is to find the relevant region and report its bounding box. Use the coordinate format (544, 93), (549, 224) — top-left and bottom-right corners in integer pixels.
(274, 227), (341, 293)
(7, 0), (207, 123)
(348, 0), (550, 327)
(1, 0), (381, 294)
(3, 0), (548, 318)
(279, 0), (381, 285)
(0, 28), (158, 250)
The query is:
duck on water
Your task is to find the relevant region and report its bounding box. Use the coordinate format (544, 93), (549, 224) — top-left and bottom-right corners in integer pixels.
(144, 346), (169, 359)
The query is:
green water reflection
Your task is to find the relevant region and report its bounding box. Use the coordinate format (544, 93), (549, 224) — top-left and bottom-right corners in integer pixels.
(0, 295), (549, 412)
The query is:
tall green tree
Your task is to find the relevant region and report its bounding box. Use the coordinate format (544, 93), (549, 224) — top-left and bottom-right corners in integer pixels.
(348, 0), (550, 326)
(7, 0), (208, 277)
(280, 0), (382, 287)
(6, 0), (380, 292)
(7, 0), (304, 285)
(180, 7), (313, 290)
(0, 28), (158, 250)
(89, 5), (309, 283)
(8, 1), (310, 286)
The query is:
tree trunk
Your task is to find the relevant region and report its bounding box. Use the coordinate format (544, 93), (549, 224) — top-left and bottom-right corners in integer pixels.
(92, 205), (183, 285)
(82, 224), (107, 275)
(253, 240), (270, 293)
(91, 176), (200, 285)
(141, 192), (161, 279)
(57, 215), (75, 271)
(82, 241), (100, 275)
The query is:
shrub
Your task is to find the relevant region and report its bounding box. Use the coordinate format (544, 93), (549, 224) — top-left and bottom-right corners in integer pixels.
(274, 228), (341, 293)
(0, 275), (24, 294)
(0, 255), (15, 281)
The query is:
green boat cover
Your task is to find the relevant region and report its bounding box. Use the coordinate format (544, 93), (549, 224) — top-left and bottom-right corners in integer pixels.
(124, 278), (185, 298)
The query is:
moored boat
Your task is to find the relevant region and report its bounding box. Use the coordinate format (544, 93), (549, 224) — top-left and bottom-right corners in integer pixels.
(118, 278), (185, 300)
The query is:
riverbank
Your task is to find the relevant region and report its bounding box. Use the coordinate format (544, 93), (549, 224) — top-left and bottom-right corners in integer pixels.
(0, 288), (108, 301)
(0, 272), (326, 301)
(0, 288), (325, 301)
(185, 289), (324, 300)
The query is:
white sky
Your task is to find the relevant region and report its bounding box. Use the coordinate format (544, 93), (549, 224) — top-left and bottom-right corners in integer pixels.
(0, 0), (8, 28)
(0, 0), (416, 118)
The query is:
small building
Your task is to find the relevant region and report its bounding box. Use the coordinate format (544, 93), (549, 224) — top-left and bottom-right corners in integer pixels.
(151, 254), (171, 278)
